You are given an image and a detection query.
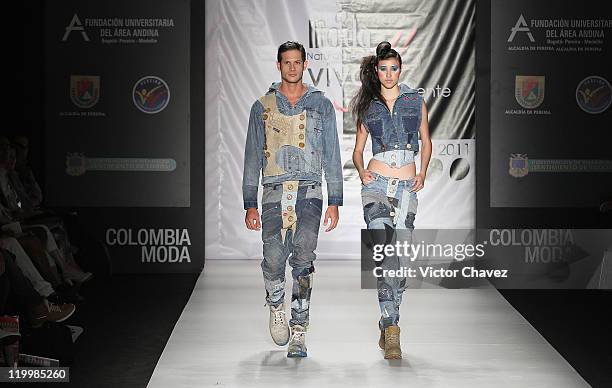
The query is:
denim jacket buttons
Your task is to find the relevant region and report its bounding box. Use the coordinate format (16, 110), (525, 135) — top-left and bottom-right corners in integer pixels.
(242, 82), (344, 209)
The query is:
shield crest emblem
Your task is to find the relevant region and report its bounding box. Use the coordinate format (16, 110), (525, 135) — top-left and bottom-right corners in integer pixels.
(515, 76), (544, 109)
(509, 154), (529, 178)
(65, 152), (86, 176)
(70, 75), (100, 108)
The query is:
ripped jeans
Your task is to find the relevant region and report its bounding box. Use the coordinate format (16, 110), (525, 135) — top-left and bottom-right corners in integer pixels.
(361, 172), (418, 329)
(261, 180), (322, 328)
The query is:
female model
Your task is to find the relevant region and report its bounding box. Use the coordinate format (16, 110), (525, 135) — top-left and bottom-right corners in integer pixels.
(351, 41), (432, 359)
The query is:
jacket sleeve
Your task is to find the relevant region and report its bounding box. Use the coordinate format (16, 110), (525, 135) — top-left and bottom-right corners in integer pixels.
(320, 98), (343, 206)
(242, 101), (265, 210)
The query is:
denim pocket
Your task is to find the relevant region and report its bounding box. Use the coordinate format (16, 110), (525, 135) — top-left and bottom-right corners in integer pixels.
(401, 115), (418, 134)
(306, 150), (322, 173)
(361, 175), (377, 187)
(262, 202), (280, 216)
(262, 185), (281, 204)
(307, 110), (323, 148)
(300, 198), (323, 232)
(306, 109), (323, 175)
(277, 145), (306, 172)
(306, 197), (323, 212)
(366, 119), (383, 137)
(261, 202), (282, 240)
(310, 110), (323, 132)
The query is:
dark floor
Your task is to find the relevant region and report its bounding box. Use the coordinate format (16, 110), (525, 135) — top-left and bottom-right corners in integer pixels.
(500, 290), (612, 388)
(29, 273), (200, 387)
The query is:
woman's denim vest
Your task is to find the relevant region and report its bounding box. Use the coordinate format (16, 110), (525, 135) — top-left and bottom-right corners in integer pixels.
(363, 84), (422, 156)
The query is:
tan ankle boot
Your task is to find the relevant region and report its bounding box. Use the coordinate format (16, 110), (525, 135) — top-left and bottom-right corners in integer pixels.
(378, 328), (385, 350)
(384, 325), (401, 359)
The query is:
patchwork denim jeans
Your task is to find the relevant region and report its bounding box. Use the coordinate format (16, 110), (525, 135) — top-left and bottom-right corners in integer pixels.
(361, 172), (418, 329)
(261, 180), (322, 328)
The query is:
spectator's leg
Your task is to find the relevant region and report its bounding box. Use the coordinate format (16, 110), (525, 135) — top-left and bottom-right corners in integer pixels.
(25, 224), (91, 283)
(1, 248), (44, 310)
(17, 235), (62, 287)
(0, 238), (54, 298)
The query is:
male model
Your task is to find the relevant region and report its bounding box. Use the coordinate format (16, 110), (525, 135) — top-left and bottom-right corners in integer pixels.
(243, 41), (343, 358)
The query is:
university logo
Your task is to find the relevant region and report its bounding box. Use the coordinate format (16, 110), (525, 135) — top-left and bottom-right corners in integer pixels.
(132, 76), (170, 114)
(509, 154), (529, 178)
(507, 14), (534, 43)
(515, 76), (545, 109)
(65, 153), (86, 176)
(70, 75), (100, 108)
(62, 14), (90, 42)
(575, 76), (612, 114)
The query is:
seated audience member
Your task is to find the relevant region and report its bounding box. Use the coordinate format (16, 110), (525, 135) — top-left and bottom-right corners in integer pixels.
(0, 249), (75, 328)
(11, 136), (42, 208)
(0, 235), (77, 303)
(0, 141), (91, 284)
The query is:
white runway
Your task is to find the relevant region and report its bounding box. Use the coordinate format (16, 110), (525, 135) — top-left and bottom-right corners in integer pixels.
(147, 260), (588, 388)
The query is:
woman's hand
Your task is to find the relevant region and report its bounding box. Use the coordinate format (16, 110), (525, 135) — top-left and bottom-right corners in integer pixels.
(360, 169), (375, 185)
(411, 173), (425, 192)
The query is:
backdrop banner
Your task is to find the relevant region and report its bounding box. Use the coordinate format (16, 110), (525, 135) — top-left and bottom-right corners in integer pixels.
(205, 0), (475, 260)
(489, 0), (612, 208)
(45, 0), (203, 273)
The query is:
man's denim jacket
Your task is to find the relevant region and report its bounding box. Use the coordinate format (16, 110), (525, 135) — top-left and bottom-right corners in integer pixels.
(364, 84), (422, 155)
(242, 82), (343, 210)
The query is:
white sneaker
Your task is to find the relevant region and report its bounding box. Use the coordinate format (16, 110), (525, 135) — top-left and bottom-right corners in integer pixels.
(287, 325), (307, 357)
(269, 303), (290, 346)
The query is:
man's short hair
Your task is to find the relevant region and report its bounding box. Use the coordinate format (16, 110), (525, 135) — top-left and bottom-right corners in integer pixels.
(277, 41), (306, 62)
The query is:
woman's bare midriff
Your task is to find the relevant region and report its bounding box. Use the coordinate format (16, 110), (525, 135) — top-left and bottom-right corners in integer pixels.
(367, 158), (416, 179)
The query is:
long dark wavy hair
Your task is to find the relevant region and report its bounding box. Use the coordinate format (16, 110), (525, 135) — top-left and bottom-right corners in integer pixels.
(350, 41), (402, 130)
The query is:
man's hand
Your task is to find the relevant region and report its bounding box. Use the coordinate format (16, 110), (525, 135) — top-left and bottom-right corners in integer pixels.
(245, 208), (261, 231)
(323, 205), (339, 232)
